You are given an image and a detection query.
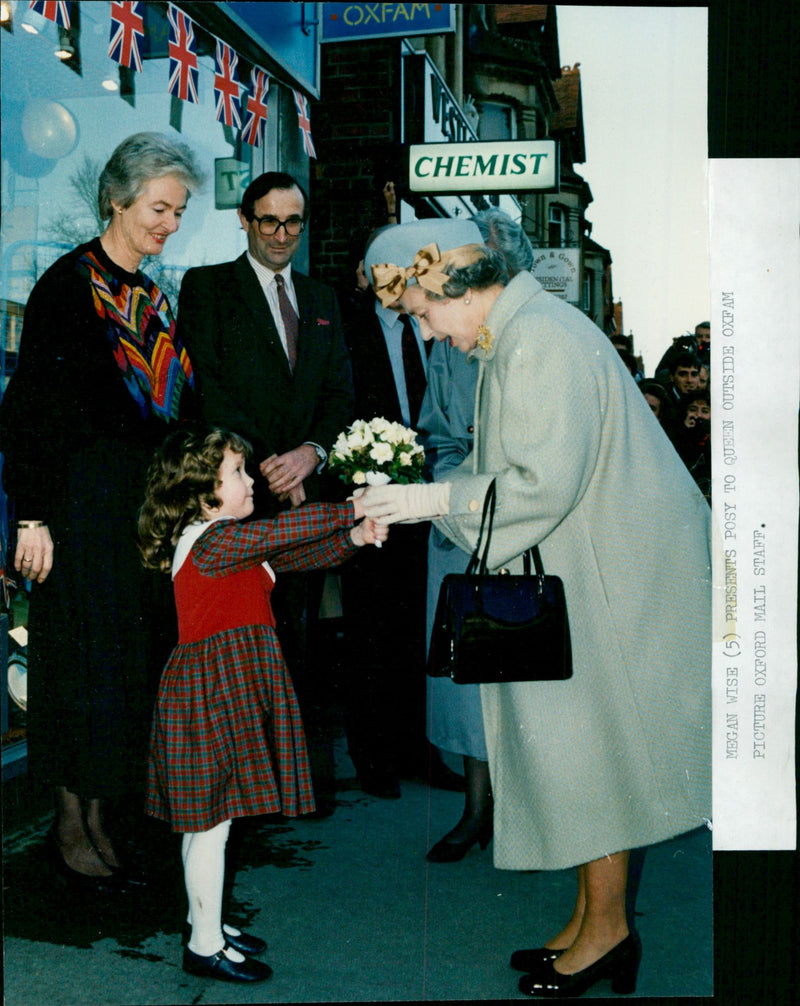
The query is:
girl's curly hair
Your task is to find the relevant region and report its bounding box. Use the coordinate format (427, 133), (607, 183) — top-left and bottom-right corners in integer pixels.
(138, 426), (252, 573)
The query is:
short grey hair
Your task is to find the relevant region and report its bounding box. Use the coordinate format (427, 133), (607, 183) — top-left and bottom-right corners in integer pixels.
(98, 132), (204, 220)
(433, 246), (509, 299)
(473, 209), (534, 277)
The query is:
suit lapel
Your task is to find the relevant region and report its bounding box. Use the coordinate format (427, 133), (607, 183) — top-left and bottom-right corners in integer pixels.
(234, 254), (292, 378)
(291, 272), (322, 383)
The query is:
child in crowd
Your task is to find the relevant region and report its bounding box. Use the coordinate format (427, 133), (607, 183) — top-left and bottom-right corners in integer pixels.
(138, 427), (386, 984)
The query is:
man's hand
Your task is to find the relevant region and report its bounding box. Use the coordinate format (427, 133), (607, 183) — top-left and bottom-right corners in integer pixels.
(260, 445), (319, 498)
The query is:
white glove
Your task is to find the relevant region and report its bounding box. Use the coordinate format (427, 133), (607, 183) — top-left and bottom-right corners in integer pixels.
(359, 482), (451, 524)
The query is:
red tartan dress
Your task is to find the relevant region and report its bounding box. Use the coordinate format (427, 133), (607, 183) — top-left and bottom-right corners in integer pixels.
(145, 504), (357, 833)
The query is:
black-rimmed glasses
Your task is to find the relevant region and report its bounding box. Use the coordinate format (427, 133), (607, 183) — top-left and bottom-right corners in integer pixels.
(252, 214), (306, 237)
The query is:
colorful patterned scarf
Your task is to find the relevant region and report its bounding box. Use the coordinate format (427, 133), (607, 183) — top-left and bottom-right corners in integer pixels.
(78, 248), (193, 421)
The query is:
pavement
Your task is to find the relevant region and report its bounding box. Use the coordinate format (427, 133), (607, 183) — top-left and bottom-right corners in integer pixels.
(2, 733), (713, 1006)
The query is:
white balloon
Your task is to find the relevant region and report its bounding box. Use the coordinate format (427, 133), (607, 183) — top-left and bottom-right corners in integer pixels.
(21, 99), (78, 159)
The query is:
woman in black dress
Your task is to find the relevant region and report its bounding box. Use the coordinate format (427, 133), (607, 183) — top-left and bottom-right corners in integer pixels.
(0, 132), (203, 888)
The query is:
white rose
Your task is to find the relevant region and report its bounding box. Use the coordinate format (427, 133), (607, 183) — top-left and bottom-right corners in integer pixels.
(398, 451), (412, 466)
(369, 442), (394, 464)
(369, 416), (391, 435)
(382, 422), (402, 445)
(352, 469), (367, 485)
(347, 427), (373, 449)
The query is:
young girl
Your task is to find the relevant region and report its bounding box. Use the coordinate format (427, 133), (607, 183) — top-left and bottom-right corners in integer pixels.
(138, 427), (386, 984)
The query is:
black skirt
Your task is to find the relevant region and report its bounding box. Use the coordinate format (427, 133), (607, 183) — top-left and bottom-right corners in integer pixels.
(26, 438), (176, 799)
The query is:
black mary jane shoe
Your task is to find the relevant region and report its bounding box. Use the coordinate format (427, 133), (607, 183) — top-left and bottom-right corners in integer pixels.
(510, 946), (566, 972)
(518, 934), (641, 998)
(222, 928), (267, 957)
(182, 925), (267, 957)
(182, 942), (273, 983)
(425, 821), (492, 863)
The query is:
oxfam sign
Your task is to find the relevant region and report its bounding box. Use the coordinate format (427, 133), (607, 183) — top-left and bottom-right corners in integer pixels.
(409, 140), (558, 194)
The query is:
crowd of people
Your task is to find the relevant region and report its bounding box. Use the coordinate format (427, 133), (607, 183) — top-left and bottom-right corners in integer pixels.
(635, 321), (712, 501)
(0, 133), (712, 999)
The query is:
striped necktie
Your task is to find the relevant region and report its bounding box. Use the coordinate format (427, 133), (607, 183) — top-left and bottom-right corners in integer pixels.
(274, 273), (299, 371)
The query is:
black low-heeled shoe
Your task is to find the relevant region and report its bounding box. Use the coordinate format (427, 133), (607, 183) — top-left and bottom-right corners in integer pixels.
(518, 933), (641, 998)
(183, 925), (267, 957)
(182, 942), (273, 983)
(425, 821), (492, 863)
(46, 830), (133, 894)
(510, 946), (565, 972)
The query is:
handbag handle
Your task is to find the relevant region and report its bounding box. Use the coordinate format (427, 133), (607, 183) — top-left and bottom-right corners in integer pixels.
(466, 478), (545, 577)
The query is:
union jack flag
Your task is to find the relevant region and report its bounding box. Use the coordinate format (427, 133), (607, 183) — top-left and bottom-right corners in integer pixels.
(293, 90), (317, 159)
(241, 68), (270, 148)
(108, 1), (145, 72)
(167, 4), (199, 104)
(28, 1), (71, 28)
(213, 40), (241, 129)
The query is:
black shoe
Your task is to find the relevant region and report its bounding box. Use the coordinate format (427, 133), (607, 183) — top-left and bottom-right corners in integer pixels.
(426, 821), (493, 863)
(518, 934), (641, 998)
(46, 830), (134, 894)
(223, 929), (267, 957)
(510, 947), (566, 972)
(182, 926), (267, 957)
(182, 943), (273, 983)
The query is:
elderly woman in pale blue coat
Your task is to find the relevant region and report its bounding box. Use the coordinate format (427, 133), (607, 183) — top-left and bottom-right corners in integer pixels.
(362, 220), (711, 1000)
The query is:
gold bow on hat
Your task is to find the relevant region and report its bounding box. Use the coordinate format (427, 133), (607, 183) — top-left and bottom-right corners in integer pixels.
(371, 243), (484, 307)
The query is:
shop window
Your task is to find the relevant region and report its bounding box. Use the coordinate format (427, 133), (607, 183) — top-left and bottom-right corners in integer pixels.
(0, 0), (269, 389)
(548, 205), (565, 247)
(583, 269), (594, 314)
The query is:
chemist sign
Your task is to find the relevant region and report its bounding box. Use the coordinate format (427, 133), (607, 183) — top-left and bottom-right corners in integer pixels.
(409, 140), (559, 195)
(320, 3), (455, 42)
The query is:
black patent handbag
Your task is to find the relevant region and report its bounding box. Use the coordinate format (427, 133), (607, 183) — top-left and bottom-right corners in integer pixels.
(428, 479), (572, 684)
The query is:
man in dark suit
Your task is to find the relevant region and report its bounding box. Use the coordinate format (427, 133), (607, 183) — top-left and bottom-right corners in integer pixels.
(176, 172), (353, 513)
(176, 172), (354, 813)
(338, 231), (463, 799)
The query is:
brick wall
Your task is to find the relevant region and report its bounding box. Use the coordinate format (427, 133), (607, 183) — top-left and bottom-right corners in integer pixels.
(309, 39), (405, 293)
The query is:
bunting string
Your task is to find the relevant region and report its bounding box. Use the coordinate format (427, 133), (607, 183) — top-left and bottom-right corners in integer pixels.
(25, 2), (317, 157)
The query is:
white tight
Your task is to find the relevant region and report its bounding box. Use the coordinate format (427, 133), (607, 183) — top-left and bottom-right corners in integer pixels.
(181, 819), (239, 958)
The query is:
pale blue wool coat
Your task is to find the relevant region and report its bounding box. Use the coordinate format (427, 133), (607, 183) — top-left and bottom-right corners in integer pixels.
(418, 339), (486, 760)
(435, 272), (712, 871)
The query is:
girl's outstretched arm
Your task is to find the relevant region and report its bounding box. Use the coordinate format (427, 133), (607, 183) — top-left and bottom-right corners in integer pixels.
(192, 502), (359, 576)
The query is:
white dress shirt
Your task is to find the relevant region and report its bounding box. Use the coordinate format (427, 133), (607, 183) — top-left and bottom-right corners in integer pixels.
(246, 252), (299, 359)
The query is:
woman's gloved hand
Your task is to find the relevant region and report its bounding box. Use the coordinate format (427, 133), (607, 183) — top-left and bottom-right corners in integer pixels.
(359, 482), (451, 524)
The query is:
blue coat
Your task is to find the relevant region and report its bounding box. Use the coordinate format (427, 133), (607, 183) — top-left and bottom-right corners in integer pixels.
(418, 339), (486, 759)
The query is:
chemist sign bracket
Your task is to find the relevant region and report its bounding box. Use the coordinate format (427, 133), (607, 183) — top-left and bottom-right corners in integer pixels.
(409, 140), (559, 195)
